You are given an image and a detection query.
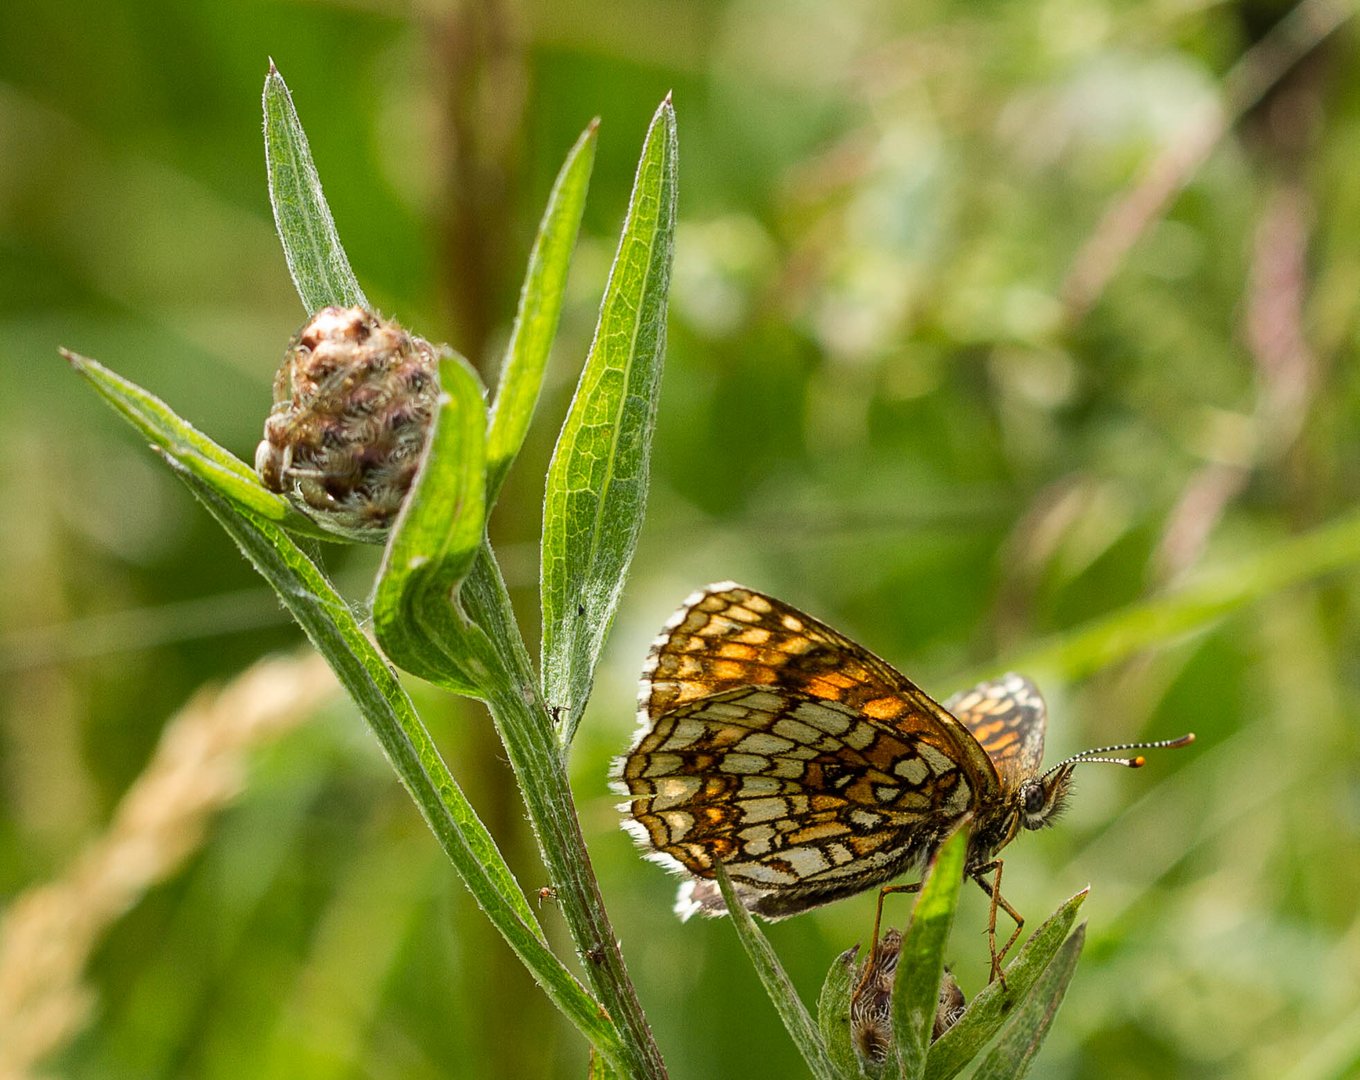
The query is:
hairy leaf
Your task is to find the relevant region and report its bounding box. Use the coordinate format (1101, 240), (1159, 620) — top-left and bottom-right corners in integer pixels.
(263, 63), (368, 313)
(540, 96), (677, 741)
(892, 826), (968, 1080)
(373, 352), (495, 694)
(487, 122), (598, 502)
(715, 862), (842, 1080)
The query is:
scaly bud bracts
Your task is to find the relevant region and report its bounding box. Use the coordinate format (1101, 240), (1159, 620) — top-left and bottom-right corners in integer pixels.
(255, 306), (439, 539)
(850, 929), (967, 1064)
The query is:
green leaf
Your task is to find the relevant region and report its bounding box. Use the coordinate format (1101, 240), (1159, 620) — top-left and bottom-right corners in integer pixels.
(540, 95), (678, 741)
(818, 947), (865, 1079)
(892, 827), (968, 1080)
(487, 121), (598, 502)
(714, 863), (841, 1080)
(971, 924), (1086, 1080)
(925, 887), (1088, 1080)
(263, 62), (368, 312)
(586, 1048), (624, 1080)
(63, 349), (335, 543)
(373, 351), (496, 695)
(156, 451), (631, 1072)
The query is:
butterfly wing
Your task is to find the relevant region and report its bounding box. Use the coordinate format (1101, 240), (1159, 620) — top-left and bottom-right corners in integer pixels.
(640, 583), (1000, 790)
(616, 583), (1001, 918)
(943, 673), (1048, 795)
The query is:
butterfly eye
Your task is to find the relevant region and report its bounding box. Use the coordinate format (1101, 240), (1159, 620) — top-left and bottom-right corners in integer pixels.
(1021, 781), (1045, 818)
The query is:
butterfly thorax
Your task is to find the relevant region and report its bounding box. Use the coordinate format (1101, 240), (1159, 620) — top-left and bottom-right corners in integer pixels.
(967, 799), (1024, 868)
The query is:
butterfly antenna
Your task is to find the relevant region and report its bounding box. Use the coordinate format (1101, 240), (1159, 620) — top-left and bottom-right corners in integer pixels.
(1042, 733), (1194, 781)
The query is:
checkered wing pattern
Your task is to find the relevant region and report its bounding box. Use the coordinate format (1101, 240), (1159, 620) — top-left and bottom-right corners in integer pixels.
(615, 583), (1002, 918)
(944, 674), (1048, 793)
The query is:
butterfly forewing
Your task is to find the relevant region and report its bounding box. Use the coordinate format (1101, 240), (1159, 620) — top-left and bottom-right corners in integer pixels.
(641, 583), (999, 786)
(617, 583), (1003, 917)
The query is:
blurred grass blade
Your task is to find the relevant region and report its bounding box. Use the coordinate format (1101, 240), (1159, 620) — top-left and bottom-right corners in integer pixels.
(970, 924), (1086, 1080)
(982, 507), (1360, 685)
(157, 452), (632, 1071)
(64, 349), (335, 542)
(263, 62), (368, 312)
(817, 947), (864, 1078)
(540, 95), (678, 741)
(374, 351), (494, 695)
(925, 887), (1088, 1080)
(892, 827), (968, 1080)
(714, 863), (842, 1080)
(1282, 1001), (1360, 1080)
(487, 121), (598, 502)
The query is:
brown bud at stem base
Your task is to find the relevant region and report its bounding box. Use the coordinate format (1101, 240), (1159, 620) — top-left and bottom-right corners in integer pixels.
(850, 928), (967, 1064)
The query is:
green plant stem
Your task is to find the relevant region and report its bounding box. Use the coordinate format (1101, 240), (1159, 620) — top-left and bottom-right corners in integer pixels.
(158, 456), (624, 1064)
(462, 546), (669, 1080)
(713, 863), (841, 1080)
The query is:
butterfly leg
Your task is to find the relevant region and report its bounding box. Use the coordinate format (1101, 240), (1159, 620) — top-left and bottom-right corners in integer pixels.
(970, 860), (1023, 988)
(854, 882), (922, 997)
(871, 881), (922, 953)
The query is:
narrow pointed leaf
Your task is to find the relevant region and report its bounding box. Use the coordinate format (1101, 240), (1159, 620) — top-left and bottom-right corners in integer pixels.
(540, 96), (677, 740)
(925, 887), (1088, 1080)
(586, 1048), (624, 1080)
(714, 863), (841, 1080)
(263, 62), (368, 312)
(971, 924), (1085, 1080)
(64, 349), (335, 542)
(818, 947), (866, 1078)
(487, 121), (598, 502)
(373, 351), (495, 694)
(156, 453), (631, 1070)
(892, 826), (968, 1080)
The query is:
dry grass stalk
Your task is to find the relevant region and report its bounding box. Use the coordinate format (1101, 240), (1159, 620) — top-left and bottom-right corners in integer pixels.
(0, 650), (338, 1080)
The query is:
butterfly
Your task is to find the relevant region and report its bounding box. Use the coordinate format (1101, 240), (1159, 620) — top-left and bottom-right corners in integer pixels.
(613, 583), (1193, 980)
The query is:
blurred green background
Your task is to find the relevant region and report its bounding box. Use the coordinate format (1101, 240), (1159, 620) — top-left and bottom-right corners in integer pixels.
(3, 0), (1360, 1077)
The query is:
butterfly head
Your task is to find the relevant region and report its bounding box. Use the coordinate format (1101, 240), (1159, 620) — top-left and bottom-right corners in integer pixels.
(1019, 732), (1196, 832)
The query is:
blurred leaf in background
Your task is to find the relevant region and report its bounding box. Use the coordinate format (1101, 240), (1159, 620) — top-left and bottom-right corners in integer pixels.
(3, 0), (1360, 1077)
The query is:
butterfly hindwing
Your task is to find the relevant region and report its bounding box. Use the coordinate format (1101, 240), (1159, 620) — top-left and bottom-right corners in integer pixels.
(619, 684), (978, 917)
(943, 674), (1048, 795)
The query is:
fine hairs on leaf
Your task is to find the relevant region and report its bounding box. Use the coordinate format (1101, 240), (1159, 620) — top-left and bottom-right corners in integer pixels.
(817, 947), (863, 1078)
(540, 94), (679, 743)
(924, 888), (1089, 1080)
(892, 827), (969, 1080)
(487, 120), (598, 504)
(714, 862), (842, 1080)
(372, 350), (496, 696)
(970, 924), (1086, 1080)
(263, 62), (368, 313)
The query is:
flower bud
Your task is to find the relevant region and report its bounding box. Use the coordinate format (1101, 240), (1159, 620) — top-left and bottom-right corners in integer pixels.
(849, 929), (966, 1064)
(255, 306), (440, 539)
